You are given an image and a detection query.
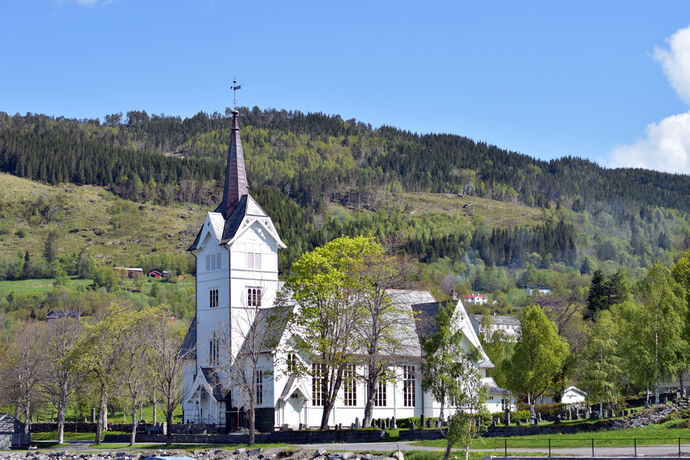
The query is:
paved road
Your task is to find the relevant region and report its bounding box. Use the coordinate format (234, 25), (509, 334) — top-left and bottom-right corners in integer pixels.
(295, 441), (690, 457)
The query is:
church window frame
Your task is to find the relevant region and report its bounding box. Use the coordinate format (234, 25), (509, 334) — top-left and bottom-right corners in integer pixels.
(403, 365), (416, 407)
(247, 252), (262, 269)
(209, 334), (219, 366)
(205, 253), (222, 272)
(209, 288), (219, 308)
(312, 363), (326, 406)
(343, 364), (357, 406)
(247, 287), (262, 307)
(374, 379), (387, 407)
(255, 370), (264, 405)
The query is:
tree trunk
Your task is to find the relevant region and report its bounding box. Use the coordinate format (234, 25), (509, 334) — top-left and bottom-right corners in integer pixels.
(599, 401), (603, 418)
(679, 371), (686, 398)
(153, 388), (157, 424)
(248, 399), (255, 446)
(58, 405), (66, 445)
(443, 437), (453, 460)
(646, 384), (650, 406)
(654, 377), (659, 405)
(23, 396), (31, 436)
(95, 389), (107, 445)
(320, 400), (334, 429)
(130, 395), (138, 446)
(166, 409), (173, 446)
(439, 396), (445, 423)
(363, 377), (376, 427)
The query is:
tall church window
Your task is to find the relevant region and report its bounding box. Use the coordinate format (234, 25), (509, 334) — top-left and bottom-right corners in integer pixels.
(403, 365), (416, 407)
(247, 252), (262, 269)
(343, 365), (356, 406)
(312, 363), (326, 406)
(374, 380), (387, 406)
(287, 353), (298, 373)
(209, 335), (219, 366)
(247, 287), (262, 307)
(256, 370), (264, 405)
(209, 289), (219, 308)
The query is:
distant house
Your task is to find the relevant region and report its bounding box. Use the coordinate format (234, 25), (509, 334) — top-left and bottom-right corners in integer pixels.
(114, 267), (144, 279)
(656, 368), (690, 397)
(561, 386), (587, 405)
(46, 309), (80, 322)
(525, 286), (552, 296)
(483, 376), (517, 413)
(0, 414), (29, 449)
(463, 294), (488, 305)
(470, 313), (521, 342)
(148, 270), (162, 279)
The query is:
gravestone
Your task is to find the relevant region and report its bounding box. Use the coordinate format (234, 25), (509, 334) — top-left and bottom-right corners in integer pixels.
(410, 421), (416, 430)
(426, 418), (432, 428)
(391, 416), (397, 429)
(537, 413), (542, 423)
(554, 414), (561, 424)
(568, 409), (572, 421)
(351, 423), (355, 429)
(354, 417), (360, 429)
(91, 408), (97, 423)
(436, 418), (441, 428)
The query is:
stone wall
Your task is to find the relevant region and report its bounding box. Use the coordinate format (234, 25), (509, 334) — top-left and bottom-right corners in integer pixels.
(103, 429), (385, 445)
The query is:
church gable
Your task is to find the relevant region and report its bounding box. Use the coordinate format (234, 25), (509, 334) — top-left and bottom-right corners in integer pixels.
(189, 212), (226, 251)
(222, 195), (286, 249)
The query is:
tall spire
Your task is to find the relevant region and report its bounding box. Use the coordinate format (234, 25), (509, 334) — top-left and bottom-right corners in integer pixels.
(218, 110), (248, 219)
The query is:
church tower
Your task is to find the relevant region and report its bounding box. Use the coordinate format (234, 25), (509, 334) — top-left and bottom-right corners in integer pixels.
(181, 110), (286, 427)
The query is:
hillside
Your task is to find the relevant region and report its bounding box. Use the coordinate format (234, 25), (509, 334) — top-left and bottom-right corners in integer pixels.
(0, 108), (688, 304)
(0, 172), (205, 266)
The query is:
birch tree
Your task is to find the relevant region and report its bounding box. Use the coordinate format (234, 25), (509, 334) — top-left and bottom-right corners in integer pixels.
(41, 318), (82, 444)
(285, 236), (371, 429)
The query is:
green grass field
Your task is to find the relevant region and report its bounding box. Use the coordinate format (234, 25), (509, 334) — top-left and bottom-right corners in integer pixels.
(0, 277), (92, 294)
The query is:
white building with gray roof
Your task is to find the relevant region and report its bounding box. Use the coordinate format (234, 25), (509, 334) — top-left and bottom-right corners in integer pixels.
(180, 110), (508, 431)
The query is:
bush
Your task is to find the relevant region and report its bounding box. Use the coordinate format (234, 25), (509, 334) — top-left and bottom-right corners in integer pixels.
(15, 227), (28, 238)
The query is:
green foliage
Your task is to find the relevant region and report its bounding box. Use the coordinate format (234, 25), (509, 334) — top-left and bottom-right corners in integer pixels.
(504, 305), (570, 402)
(92, 266), (119, 292)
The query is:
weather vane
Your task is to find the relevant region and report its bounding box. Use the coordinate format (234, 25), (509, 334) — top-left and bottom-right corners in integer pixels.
(231, 78), (242, 111)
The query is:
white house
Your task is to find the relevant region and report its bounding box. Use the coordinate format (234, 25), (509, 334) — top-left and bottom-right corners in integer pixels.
(179, 110), (508, 431)
(560, 386), (587, 405)
(525, 286), (551, 296)
(470, 314), (521, 342)
(462, 294), (488, 305)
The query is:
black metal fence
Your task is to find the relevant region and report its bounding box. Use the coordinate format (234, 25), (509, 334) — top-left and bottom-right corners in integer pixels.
(488, 437), (690, 457)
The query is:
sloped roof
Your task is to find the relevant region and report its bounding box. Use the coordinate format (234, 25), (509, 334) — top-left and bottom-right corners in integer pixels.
(482, 376), (511, 395)
(471, 314), (521, 327)
(236, 306), (293, 356)
(200, 367), (226, 401)
(219, 194), (248, 243)
(179, 316), (197, 360)
(218, 110), (249, 220)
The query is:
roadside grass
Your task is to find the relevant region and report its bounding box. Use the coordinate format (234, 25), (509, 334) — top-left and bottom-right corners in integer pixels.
(412, 419), (690, 449)
(368, 451), (546, 460)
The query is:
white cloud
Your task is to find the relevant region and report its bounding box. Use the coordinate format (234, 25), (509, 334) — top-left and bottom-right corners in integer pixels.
(608, 25), (690, 175)
(654, 26), (690, 104)
(610, 111), (690, 174)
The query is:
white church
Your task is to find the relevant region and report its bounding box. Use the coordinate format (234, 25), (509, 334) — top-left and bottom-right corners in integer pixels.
(180, 110), (511, 432)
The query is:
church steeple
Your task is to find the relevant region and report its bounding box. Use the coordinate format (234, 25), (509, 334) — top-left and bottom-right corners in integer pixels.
(218, 110), (248, 219)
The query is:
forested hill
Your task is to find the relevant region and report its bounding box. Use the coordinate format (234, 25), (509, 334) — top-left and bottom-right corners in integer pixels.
(1, 108), (689, 214)
(0, 108), (688, 281)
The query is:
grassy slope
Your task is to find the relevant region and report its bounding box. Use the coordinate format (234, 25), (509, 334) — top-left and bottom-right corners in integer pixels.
(0, 172), (207, 265)
(0, 173), (545, 270)
(0, 277), (91, 294)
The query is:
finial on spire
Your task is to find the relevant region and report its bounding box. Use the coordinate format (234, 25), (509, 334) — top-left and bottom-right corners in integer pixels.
(230, 78), (242, 111)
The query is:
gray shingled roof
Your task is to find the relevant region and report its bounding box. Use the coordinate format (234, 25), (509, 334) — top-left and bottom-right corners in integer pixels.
(180, 315), (197, 360)
(471, 314), (521, 327)
(200, 367), (226, 401)
(218, 111), (249, 220)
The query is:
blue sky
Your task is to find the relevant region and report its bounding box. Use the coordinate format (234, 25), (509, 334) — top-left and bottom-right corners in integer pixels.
(2, 1), (690, 173)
